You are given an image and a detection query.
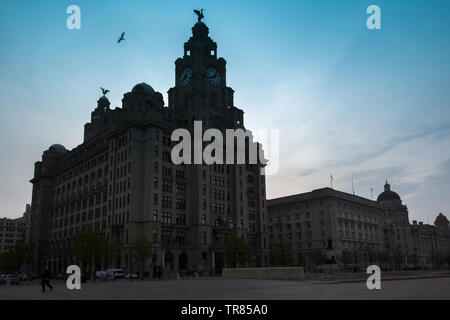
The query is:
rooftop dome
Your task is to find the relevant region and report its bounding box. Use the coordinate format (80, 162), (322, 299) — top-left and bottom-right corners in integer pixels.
(97, 95), (110, 109)
(435, 213), (449, 225)
(132, 83), (155, 95)
(377, 181), (401, 202)
(98, 95), (109, 103)
(49, 144), (67, 153)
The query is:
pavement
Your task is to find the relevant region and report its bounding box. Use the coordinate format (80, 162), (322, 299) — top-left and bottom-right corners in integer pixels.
(0, 277), (449, 300)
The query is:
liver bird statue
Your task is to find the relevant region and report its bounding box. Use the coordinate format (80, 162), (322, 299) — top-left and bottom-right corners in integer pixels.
(100, 87), (110, 96)
(193, 9), (204, 22)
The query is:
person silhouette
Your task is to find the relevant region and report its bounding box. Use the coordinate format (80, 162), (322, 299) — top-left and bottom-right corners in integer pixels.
(41, 266), (53, 292)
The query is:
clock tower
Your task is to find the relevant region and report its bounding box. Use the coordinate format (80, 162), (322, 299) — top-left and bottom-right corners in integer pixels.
(168, 20), (244, 131)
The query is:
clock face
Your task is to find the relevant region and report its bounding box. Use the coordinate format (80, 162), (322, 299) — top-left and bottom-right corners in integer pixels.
(206, 67), (222, 87)
(179, 68), (193, 87)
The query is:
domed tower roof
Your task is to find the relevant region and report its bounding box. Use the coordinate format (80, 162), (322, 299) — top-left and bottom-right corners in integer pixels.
(377, 181), (401, 202)
(49, 144), (67, 153)
(97, 95), (110, 110)
(97, 95), (109, 103)
(192, 21), (209, 36)
(132, 83), (155, 95)
(434, 213), (449, 227)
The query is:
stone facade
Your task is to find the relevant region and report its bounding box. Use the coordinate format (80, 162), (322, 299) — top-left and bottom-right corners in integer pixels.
(267, 188), (385, 267)
(378, 182), (450, 268)
(29, 21), (268, 276)
(268, 183), (450, 269)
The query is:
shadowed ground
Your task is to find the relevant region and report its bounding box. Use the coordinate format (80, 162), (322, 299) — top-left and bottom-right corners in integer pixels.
(0, 277), (449, 300)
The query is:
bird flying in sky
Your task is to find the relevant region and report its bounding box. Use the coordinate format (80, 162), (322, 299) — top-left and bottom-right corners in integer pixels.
(117, 32), (125, 44)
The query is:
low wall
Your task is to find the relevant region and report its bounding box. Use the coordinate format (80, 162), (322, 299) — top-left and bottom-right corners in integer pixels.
(222, 267), (305, 280)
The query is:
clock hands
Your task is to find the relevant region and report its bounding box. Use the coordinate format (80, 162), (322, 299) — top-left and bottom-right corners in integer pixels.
(180, 69), (193, 86)
(180, 68), (219, 86)
(206, 67), (221, 86)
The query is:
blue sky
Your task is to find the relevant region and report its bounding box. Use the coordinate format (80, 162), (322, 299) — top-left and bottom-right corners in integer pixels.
(0, 0), (449, 223)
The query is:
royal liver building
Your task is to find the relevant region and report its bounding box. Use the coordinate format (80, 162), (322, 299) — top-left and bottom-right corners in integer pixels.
(29, 17), (268, 276)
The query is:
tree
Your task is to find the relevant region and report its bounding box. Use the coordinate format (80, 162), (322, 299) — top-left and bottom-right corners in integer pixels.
(270, 241), (293, 266)
(130, 237), (153, 280)
(431, 252), (442, 268)
(352, 250), (361, 266)
(13, 234), (35, 271)
(376, 251), (390, 269)
(310, 249), (327, 266)
(0, 250), (20, 273)
(73, 228), (109, 282)
(409, 252), (419, 267)
(0, 235), (34, 273)
(340, 250), (353, 266)
(366, 249), (376, 265)
(224, 233), (253, 268)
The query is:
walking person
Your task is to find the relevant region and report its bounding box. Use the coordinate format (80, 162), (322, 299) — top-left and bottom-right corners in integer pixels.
(41, 266), (53, 292)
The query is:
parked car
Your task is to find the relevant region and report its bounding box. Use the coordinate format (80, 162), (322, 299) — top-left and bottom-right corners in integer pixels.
(124, 273), (138, 279)
(106, 269), (125, 280)
(96, 270), (107, 279)
(17, 274), (34, 282)
(1, 275), (19, 285)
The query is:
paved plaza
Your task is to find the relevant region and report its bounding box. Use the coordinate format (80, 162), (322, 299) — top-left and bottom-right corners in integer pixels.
(0, 277), (449, 300)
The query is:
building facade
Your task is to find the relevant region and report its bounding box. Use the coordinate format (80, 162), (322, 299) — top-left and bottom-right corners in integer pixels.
(378, 182), (450, 268)
(267, 188), (385, 267)
(0, 204), (30, 254)
(268, 182), (450, 269)
(29, 20), (268, 276)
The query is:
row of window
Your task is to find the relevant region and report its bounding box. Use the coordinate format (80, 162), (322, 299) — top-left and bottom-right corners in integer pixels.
(0, 233), (15, 243)
(51, 206), (108, 229)
(273, 200), (381, 215)
(339, 220), (379, 232)
(55, 165), (109, 196)
(152, 210), (186, 225)
(55, 151), (109, 186)
(154, 229), (186, 245)
(339, 230), (380, 241)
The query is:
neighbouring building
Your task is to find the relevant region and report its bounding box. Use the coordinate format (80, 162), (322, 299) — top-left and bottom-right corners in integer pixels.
(0, 204), (31, 254)
(29, 18), (268, 276)
(268, 182), (450, 269)
(267, 188), (385, 267)
(378, 182), (450, 268)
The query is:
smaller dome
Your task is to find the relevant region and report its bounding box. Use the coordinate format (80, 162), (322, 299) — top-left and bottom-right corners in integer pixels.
(195, 21), (207, 27)
(97, 95), (110, 109)
(98, 96), (109, 103)
(192, 21), (209, 36)
(435, 213), (449, 225)
(132, 83), (155, 95)
(49, 144), (67, 153)
(377, 181), (401, 202)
